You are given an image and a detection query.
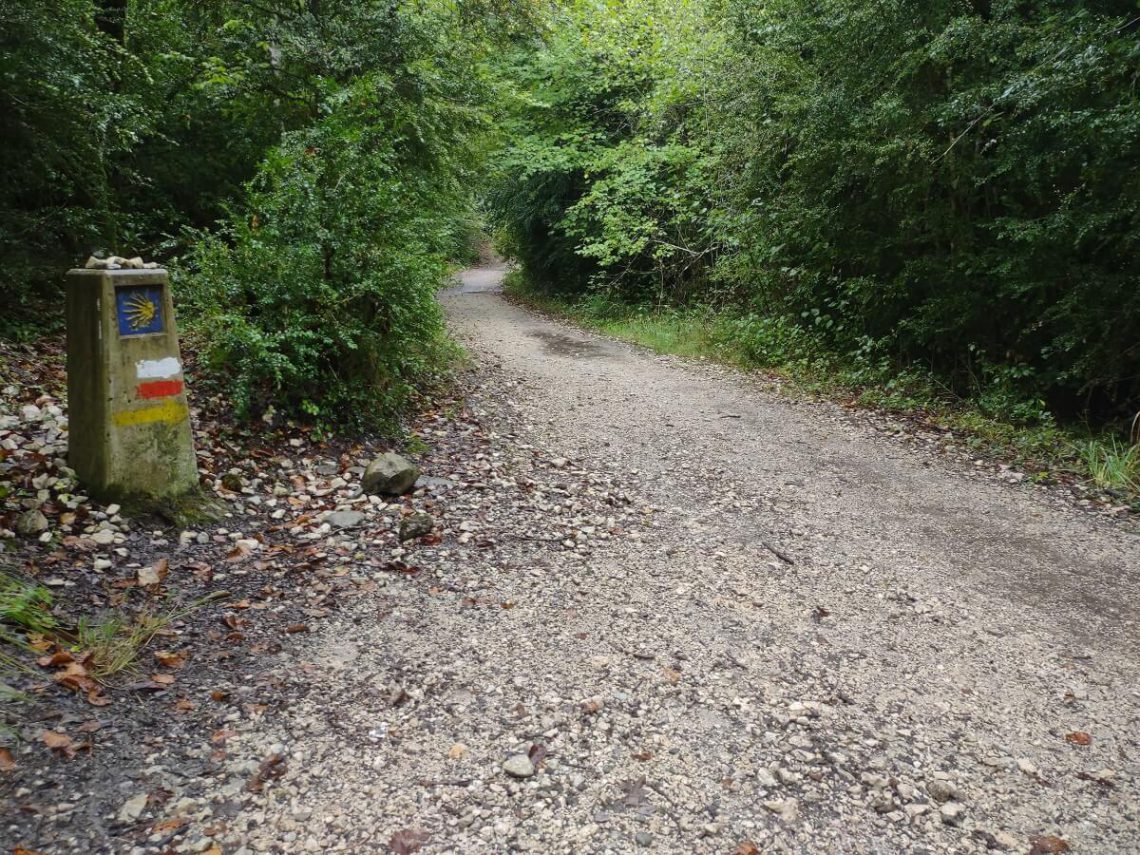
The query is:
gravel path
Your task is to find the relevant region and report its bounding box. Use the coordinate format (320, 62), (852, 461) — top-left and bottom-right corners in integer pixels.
(179, 266), (1138, 854)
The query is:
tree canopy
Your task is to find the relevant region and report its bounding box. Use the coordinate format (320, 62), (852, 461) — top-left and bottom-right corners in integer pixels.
(2, 0), (1138, 432)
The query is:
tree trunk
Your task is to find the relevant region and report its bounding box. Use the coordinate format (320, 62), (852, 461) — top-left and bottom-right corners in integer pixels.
(95, 0), (126, 45)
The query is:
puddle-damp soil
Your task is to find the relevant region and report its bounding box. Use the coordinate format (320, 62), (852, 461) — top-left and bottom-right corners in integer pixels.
(528, 330), (605, 359)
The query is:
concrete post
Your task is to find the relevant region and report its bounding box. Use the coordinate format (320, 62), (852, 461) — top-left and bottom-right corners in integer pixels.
(66, 268), (198, 500)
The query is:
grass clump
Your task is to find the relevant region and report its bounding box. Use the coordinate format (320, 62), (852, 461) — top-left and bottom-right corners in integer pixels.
(1081, 440), (1140, 494)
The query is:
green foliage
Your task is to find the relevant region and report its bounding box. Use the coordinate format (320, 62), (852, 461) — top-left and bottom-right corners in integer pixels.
(181, 4), (487, 430)
(0, 570), (56, 643)
(488, 0), (722, 299)
(1081, 439), (1140, 493)
(0, 569), (56, 696)
(490, 0), (1140, 431)
(1, 0), (527, 429)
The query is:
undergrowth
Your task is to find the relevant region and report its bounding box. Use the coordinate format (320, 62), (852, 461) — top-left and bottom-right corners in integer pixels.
(505, 271), (1140, 508)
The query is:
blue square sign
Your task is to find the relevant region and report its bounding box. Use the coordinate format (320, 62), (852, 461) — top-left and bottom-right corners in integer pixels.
(115, 285), (164, 337)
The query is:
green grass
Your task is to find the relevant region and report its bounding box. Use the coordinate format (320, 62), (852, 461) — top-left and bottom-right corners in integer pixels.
(1081, 439), (1140, 493)
(0, 570), (57, 698)
(504, 271), (1139, 508)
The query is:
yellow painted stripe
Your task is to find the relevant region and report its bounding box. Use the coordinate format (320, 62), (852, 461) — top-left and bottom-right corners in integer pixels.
(113, 399), (188, 427)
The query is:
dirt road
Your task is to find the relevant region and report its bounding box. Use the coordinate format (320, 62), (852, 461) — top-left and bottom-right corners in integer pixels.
(60, 264), (1134, 855)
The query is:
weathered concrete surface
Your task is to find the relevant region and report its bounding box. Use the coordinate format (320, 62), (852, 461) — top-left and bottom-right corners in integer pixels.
(66, 268), (198, 500)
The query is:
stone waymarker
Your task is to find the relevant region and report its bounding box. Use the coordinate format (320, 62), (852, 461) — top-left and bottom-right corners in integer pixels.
(66, 266), (198, 500)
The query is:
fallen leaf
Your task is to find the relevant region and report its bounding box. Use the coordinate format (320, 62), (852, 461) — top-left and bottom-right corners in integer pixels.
(86, 687), (112, 707)
(41, 730), (88, 759)
(150, 817), (187, 834)
(245, 753), (286, 793)
(151, 674), (176, 685)
(222, 613), (249, 630)
(632, 750), (654, 762)
(76, 720), (104, 734)
(1029, 836), (1071, 855)
(580, 697), (603, 715)
(733, 844), (760, 855)
(137, 558), (169, 587)
(448, 743), (468, 760)
(662, 667), (681, 684)
(619, 776), (650, 808)
(528, 742), (549, 768)
(1065, 731), (1091, 746)
(41, 730), (71, 750)
(210, 690), (230, 702)
(389, 687), (410, 707)
(154, 650), (187, 669)
(37, 650), (74, 668)
(13, 847), (46, 855)
(285, 623), (309, 634)
(389, 827), (429, 854)
(0, 747), (16, 771)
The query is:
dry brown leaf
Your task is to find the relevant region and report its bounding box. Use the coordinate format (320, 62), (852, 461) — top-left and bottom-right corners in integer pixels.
(528, 742), (549, 768)
(285, 623), (309, 634)
(154, 650), (187, 669)
(41, 730), (72, 750)
(151, 674), (176, 685)
(733, 843), (760, 855)
(36, 650), (73, 668)
(86, 687), (112, 707)
(1065, 731), (1092, 746)
(0, 747), (16, 771)
(662, 667), (682, 684)
(137, 558), (169, 587)
(389, 828), (429, 855)
(1029, 836), (1071, 855)
(245, 753), (286, 793)
(14, 847), (47, 855)
(40, 730), (88, 758)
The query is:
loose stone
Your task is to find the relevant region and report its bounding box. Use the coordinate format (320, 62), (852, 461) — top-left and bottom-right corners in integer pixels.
(502, 755), (536, 778)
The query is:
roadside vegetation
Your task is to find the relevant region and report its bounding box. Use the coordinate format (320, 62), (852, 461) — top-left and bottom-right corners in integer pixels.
(1, 0), (536, 429)
(488, 0), (1140, 505)
(505, 271), (1139, 506)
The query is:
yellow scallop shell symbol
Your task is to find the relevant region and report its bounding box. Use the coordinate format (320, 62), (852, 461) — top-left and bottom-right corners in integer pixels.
(125, 292), (158, 330)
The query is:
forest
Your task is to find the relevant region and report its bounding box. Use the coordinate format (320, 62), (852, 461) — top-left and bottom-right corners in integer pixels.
(2, 0), (1138, 481)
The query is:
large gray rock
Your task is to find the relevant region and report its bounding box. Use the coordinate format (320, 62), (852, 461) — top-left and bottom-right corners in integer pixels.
(362, 453), (420, 496)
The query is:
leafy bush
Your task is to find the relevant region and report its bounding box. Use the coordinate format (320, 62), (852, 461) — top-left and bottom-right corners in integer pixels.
(183, 68), (472, 430)
(490, 0), (1140, 430)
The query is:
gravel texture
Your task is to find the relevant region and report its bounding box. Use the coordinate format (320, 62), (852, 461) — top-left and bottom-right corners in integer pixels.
(3, 265), (1138, 854)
